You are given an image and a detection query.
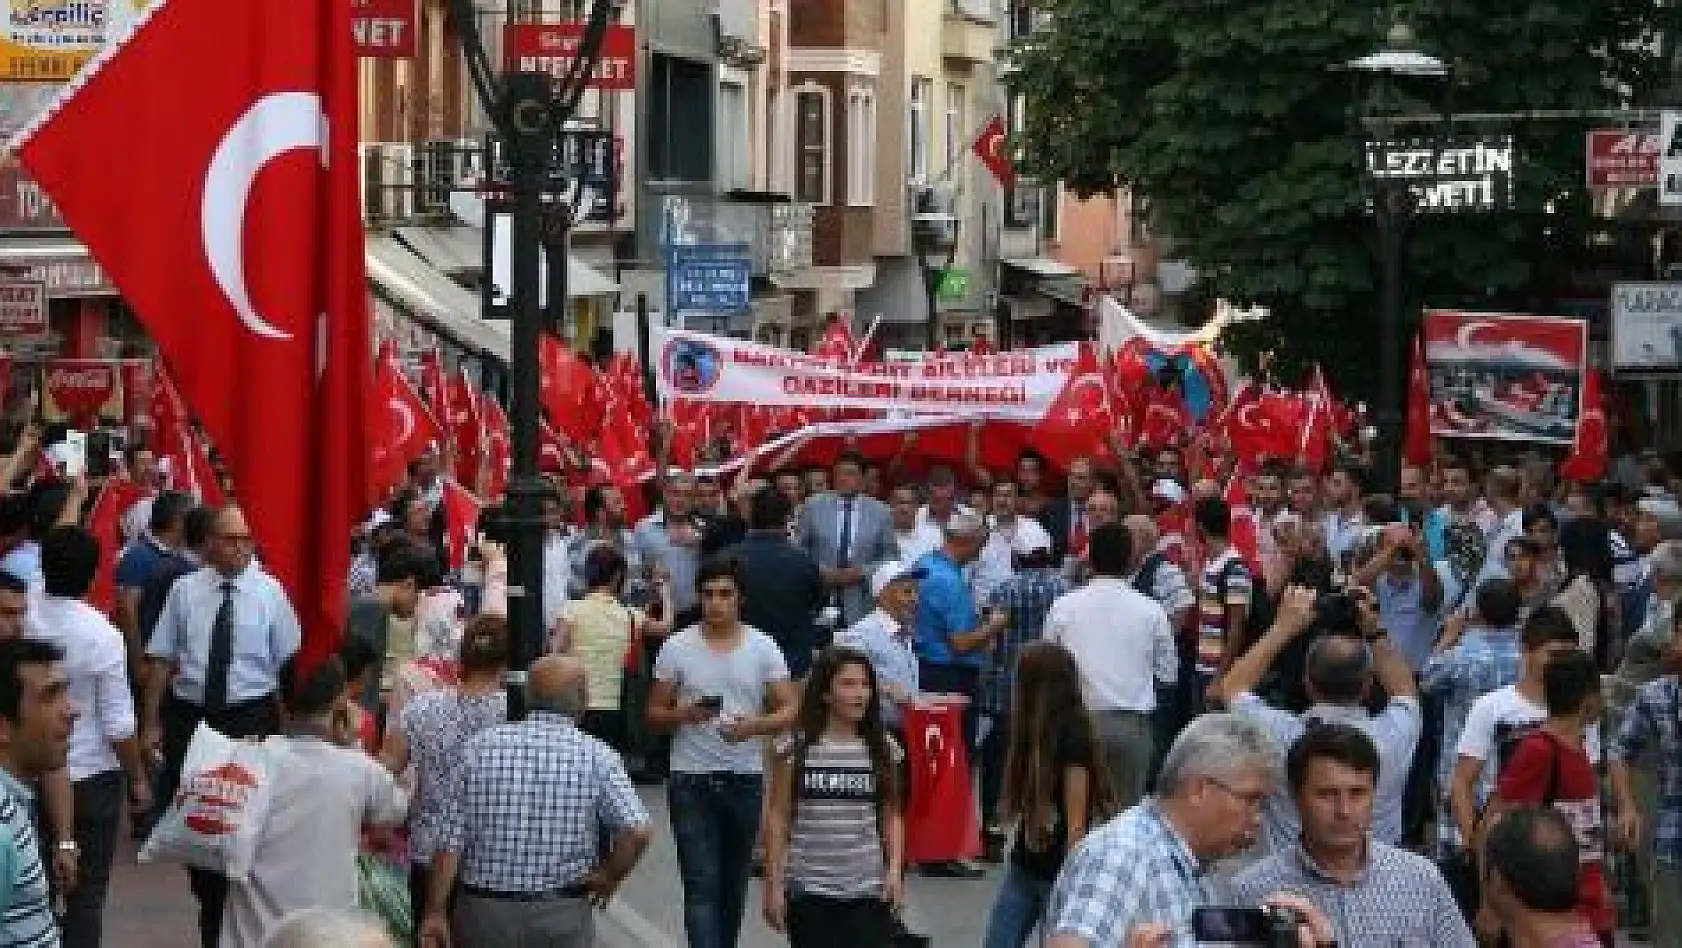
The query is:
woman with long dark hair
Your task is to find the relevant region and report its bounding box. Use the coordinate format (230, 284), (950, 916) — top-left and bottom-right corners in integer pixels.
(762, 646), (905, 947)
(1554, 516), (1617, 665)
(983, 642), (1116, 948)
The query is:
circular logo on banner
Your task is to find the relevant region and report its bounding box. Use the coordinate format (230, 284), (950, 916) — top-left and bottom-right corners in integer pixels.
(663, 338), (722, 395)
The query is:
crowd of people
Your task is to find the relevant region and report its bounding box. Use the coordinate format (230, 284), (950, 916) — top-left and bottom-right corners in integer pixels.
(0, 412), (1677, 947)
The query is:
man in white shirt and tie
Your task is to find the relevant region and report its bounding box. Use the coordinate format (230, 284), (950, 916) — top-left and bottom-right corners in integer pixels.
(142, 505), (301, 948)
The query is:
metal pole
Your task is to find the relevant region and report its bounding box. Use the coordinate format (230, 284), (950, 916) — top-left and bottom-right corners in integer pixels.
(923, 263), (939, 351)
(636, 292), (655, 401)
(501, 70), (554, 720)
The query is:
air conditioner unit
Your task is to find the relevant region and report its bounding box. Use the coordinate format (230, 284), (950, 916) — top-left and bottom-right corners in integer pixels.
(373, 143), (414, 222)
(416, 140), (459, 216)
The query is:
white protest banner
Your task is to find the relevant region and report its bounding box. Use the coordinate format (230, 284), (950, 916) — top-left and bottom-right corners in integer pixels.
(652, 327), (1078, 418)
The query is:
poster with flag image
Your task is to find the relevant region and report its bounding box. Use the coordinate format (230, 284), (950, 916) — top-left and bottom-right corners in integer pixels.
(1423, 311), (1587, 446)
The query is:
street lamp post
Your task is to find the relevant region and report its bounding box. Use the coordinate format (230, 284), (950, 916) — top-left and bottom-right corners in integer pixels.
(1347, 24), (1448, 491)
(445, 0), (616, 718)
(911, 185), (960, 351)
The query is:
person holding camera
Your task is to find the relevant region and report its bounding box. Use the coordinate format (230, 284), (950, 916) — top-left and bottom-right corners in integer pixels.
(1041, 713), (1338, 948)
(1230, 723), (1475, 946)
(1212, 584), (1422, 855)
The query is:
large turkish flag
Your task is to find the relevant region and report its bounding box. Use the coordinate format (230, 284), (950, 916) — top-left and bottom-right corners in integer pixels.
(14, 0), (373, 667)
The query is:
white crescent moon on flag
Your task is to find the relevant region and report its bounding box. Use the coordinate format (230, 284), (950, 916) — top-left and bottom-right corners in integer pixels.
(981, 128), (1004, 159)
(391, 397), (415, 447)
(201, 92), (329, 342)
(1455, 320), (1495, 352)
(1238, 401), (1264, 431)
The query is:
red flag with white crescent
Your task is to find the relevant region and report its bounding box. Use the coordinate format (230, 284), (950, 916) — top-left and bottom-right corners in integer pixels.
(1559, 370), (1608, 482)
(540, 335), (603, 445)
(971, 114), (1016, 189)
(371, 343), (442, 499)
(87, 478), (147, 615)
(440, 478), (481, 573)
(1030, 342), (1118, 466)
(15, 0), (373, 667)
(448, 370), (483, 488)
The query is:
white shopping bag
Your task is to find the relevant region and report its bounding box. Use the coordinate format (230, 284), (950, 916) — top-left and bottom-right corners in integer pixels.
(139, 722), (275, 881)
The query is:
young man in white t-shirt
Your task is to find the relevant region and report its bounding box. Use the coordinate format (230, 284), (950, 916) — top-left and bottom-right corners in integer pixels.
(1449, 605), (1592, 852)
(647, 555), (799, 948)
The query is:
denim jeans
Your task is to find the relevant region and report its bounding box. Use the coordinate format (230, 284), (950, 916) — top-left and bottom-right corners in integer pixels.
(669, 772), (764, 948)
(61, 769), (123, 948)
(983, 863), (1053, 948)
(979, 711), (1009, 827)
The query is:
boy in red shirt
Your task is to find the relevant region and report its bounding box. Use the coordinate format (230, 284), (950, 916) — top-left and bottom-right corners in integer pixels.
(1485, 648), (1614, 946)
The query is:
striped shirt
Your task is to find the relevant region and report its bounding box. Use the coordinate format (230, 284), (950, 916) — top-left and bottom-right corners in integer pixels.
(1196, 550), (1251, 676)
(782, 735), (898, 899)
(0, 769), (56, 946)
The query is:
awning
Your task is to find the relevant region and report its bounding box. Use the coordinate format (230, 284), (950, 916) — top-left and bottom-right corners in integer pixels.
(365, 235), (509, 362)
(395, 225), (482, 275)
(566, 254), (620, 298)
(1001, 257), (1084, 279)
(0, 235), (116, 296)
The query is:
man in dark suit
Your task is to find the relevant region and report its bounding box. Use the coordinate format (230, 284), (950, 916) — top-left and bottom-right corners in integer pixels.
(726, 486), (824, 677)
(793, 450), (898, 627)
(1039, 455), (1099, 563)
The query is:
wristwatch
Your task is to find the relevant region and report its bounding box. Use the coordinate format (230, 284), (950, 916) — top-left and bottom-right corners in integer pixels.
(54, 841), (78, 856)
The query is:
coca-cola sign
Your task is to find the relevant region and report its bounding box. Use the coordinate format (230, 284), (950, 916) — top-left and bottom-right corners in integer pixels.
(43, 359), (122, 426)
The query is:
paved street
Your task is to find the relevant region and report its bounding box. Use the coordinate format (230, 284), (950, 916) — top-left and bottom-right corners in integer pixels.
(101, 784), (1007, 946)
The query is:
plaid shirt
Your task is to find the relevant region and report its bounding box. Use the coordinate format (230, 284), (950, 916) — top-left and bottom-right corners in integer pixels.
(1421, 627), (1523, 793)
(981, 567), (1069, 714)
(438, 711), (649, 892)
(1045, 800), (1218, 946)
(1613, 677), (1682, 869)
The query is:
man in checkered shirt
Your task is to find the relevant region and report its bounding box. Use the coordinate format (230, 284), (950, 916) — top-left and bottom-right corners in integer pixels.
(1043, 713), (1335, 947)
(1611, 627), (1682, 948)
(417, 656), (652, 947)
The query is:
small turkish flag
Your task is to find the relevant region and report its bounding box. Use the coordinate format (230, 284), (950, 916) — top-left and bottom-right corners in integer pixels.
(1224, 474), (1263, 577)
(540, 335), (603, 445)
(1559, 370), (1608, 482)
(449, 370), (484, 488)
(419, 350), (452, 429)
(87, 478), (147, 615)
(1138, 386), (1193, 451)
(972, 115), (1016, 188)
(371, 343), (442, 499)
(440, 478), (482, 573)
(481, 396), (511, 501)
(810, 315), (858, 363)
(15, 0), (373, 668)
(1403, 335), (1434, 468)
(1032, 342), (1118, 467)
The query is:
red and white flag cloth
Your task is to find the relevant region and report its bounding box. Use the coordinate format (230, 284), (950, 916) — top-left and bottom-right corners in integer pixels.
(1224, 473), (1263, 577)
(1403, 334), (1434, 468)
(86, 478), (147, 615)
(440, 478), (481, 573)
(1299, 365), (1335, 471)
(540, 335), (602, 445)
(1559, 370), (1609, 482)
(419, 349), (452, 433)
(371, 342), (442, 499)
(972, 115), (1016, 189)
(448, 369), (483, 489)
(809, 314), (859, 363)
(15, 0), (374, 668)
(1030, 342), (1118, 467)
(481, 396), (512, 501)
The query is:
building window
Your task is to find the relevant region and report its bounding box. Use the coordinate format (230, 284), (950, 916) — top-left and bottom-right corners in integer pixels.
(647, 53), (713, 182)
(718, 80), (750, 191)
(847, 86), (875, 206)
(909, 77), (932, 183)
(795, 87), (830, 205)
(943, 83), (965, 179)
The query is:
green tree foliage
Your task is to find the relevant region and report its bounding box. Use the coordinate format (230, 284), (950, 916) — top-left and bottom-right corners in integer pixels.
(1008, 0), (1663, 392)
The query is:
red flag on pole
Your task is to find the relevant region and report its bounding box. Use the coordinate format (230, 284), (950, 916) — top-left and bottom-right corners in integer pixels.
(1403, 335), (1434, 468)
(86, 479), (147, 615)
(1559, 370), (1609, 482)
(540, 336), (602, 444)
(809, 315), (858, 362)
(440, 478), (482, 573)
(972, 115), (1016, 188)
(16, 0), (373, 666)
(371, 343), (442, 499)
(482, 397), (512, 501)
(448, 370), (483, 488)
(1030, 342), (1118, 467)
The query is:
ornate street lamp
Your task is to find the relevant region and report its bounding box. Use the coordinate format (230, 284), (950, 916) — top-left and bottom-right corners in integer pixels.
(444, 0), (618, 718)
(911, 184), (960, 351)
(1346, 23), (1448, 491)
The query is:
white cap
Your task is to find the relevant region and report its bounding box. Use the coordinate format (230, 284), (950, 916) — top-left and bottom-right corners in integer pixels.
(1150, 479), (1187, 505)
(871, 562), (927, 598)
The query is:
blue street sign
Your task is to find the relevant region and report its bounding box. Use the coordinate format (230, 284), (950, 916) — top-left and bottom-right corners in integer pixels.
(669, 242), (752, 314)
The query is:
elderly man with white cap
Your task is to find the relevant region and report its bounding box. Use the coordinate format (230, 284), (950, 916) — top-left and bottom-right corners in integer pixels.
(835, 562), (926, 734)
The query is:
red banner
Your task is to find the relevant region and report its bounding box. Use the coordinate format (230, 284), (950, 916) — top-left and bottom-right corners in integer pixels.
(502, 24), (636, 90)
(353, 0), (417, 58)
(42, 359), (122, 426)
(1423, 311), (1587, 446)
(120, 360), (154, 427)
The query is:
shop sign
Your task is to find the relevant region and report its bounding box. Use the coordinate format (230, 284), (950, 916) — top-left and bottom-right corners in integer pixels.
(1609, 282), (1682, 373)
(0, 0), (151, 82)
(0, 281), (46, 334)
(502, 24), (636, 91)
(42, 358), (122, 425)
(0, 162), (67, 229)
(1364, 135), (1514, 212)
(1586, 129), (1659, 188)
(352, 0), (416, 58)
(3, 255), (113, 296)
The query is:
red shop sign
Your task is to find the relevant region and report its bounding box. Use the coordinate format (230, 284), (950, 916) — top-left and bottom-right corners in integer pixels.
(43, 359), (123, 427)
(0, 282), (47, 335)
(353, 0), (418, 58)
(502, 23), (637, 91)
(1586, 129), (1659, 188)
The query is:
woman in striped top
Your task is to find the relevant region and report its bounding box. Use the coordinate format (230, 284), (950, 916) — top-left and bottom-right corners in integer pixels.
(762, 646), (905, 947)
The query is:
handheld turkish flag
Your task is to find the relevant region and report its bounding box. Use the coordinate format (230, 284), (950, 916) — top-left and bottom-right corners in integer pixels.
(15, 0), (374, 668)
(440, 478), (482, 573)
(1031, 342), (1117, 467)
(972, 115), (1016, 189)
(371, 343), (442, 499)
(1402, 335), (1434, 468)
(1138, 385), (1193, 451)
(809, 314), (858, 363)
(1224, 474), (1263, 576)
(481, 396), (511, 501)
(87, 478), (147, 615)
(1299, 365), (1336, 471)
(1559, 370), (1609, 482)
(448, 370), (483, 488)
(539, 335), (603, 445)
(419, 350), (452, 428)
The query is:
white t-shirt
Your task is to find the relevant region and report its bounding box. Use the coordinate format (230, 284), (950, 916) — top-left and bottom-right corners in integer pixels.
(654, 625), (790, 774)
(1456, 684), (1600, 806)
